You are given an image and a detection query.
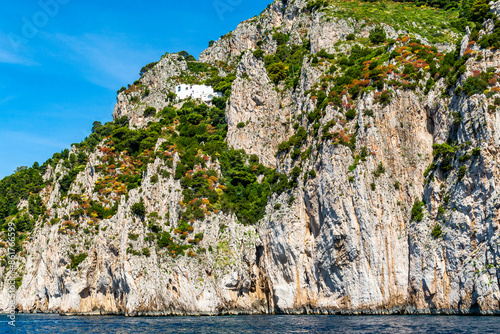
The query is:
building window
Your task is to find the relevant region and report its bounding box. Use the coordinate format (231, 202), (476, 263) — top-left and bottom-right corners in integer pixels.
(178, 86), (181, 92)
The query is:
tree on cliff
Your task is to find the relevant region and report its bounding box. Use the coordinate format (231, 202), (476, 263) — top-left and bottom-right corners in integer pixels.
(267, 62), (287, 84)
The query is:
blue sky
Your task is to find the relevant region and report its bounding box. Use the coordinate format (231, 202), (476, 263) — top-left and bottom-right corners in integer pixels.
(0, 0), (272, 178)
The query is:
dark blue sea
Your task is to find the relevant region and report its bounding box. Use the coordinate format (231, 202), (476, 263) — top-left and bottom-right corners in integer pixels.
(1, 314), (499, 333)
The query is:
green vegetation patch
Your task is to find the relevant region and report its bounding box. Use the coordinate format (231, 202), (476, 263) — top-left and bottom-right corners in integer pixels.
(69, 253), (88, 270)
(411, 199), (425, 221)
(320, 0), (462, 44)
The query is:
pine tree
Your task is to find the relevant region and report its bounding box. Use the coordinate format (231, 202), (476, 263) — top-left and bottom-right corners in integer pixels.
(460, 0), (473, 20)
(469, 0), (490, 23)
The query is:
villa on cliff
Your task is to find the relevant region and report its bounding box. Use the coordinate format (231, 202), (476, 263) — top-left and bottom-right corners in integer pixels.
(176, 84), (222, 102)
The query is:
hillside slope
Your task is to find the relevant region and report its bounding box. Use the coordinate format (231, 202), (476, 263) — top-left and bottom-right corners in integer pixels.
(1, 0), (500, 315)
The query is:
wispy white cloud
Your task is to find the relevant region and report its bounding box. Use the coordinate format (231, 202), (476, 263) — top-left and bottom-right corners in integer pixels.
(0, 130), (67, 149)
(41, 32), (163, 89)
(0, 95), (16, 105)
(0, 31), (38, 66)
(0, 48), (38, 66)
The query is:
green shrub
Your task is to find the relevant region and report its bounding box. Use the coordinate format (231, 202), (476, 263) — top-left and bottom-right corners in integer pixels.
(309, 170), (317, 178)
(317, 49), (334, 59)
(370, 182), (376, 190)
(373, 162), (386, 177)
(144, 107), (156, 117)
(274, 203), (282, 210)
(267, 62), (287, 84)
(128, 233), (139, 241)
(361, 0), (459, 10)
(305, 0), (328, 12)
(157, 231), (172, 248)
(379, 91), (392, 105)
(437, 205), (446, 217)
(433, 143), (456, 171)
(346, 33), (356, 41)
(315, 90), (328, 109)
(431, 224), (443, 238)
(278, 140), (291, 153)
(301, 147), (312, 160)
(458, 154), (470, 163)
(345, 108), (357, 120)
(131, 200), (146, 216)
(425, 78), (435, 94)
(140, 62), (158, 76)
(469, 0), (491, 23)
(142, 247), (151, 257)
(291, 148), (301, 160)
(253, 49), (264, 59)
(394, 181), (400, 190)
(457, 166), (467, 181)
(411, 199), (425, 221)
(166, 92), (177, 102)
(463, 75), (488, 97)
(403, 63), (416, 76)
(59, 168), (80, 196)
(369, 27), (387, 45)
(14, 276), (23, 289)
(237, 122), (246, 129)
(187, 62), (212, 73)
(69, 253), (88, 270)
(272, 32), (289, 46)
(364, 109), (374, 117)
(148, 222), (161, 233)
(178, 51), (196, 61)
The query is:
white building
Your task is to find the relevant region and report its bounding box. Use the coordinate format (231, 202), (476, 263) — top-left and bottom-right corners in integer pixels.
(175, 84), (223, 102)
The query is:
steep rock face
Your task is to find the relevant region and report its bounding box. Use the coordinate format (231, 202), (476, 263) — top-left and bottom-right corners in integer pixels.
(308, 14), (355, 54)
(1, 151), (270, 315)
(113, 54), (187, 127)
(199, 0), (308, 62)
(226, 52), (289, 167)
(257, 89), (433, 312)
(200, 0), (443, 63)
(2, 0), (500, 316)
(408, 49), (500, 313)
(199, 20), (261, 64)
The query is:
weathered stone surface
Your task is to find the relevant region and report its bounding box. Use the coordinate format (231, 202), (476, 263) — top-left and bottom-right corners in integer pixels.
(226, 51), (289, 167)
(200, 0), (308, 63)
(308, 14), (355, 54)
(113, 53), (187, 128)
(1, 0), (499, 317)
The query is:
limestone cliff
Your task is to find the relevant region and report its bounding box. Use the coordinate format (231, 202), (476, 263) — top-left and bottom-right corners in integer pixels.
(1, 0), (500, 316)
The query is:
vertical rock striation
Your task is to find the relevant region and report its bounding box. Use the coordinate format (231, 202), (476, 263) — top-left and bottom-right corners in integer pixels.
(1, 0), (499, 316)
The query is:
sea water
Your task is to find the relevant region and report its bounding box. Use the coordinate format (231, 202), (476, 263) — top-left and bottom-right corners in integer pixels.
(1, 314), (499, 333)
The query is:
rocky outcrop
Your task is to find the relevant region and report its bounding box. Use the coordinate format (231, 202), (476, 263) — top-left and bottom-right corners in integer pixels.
(226, 52), (289, 167)
(407, 49), (500, 313)
(1, 0), (500, 317)
(308, 14), (355, 54)
(113, 53), (187, 128)
(254, 86), (434, 312)
(0, 149), (271, 315)
(199, 0), (308, 62)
